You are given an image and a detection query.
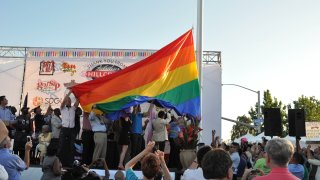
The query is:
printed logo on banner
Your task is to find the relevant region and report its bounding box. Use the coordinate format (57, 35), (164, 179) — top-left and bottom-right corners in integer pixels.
(39, 60), (55, 75)
(33, 96), (44, 106)
(82, 59), (127, 80)
(44, 97), (62, 105)
(37, 79), (61, 94)
(61, 62), (77, 76)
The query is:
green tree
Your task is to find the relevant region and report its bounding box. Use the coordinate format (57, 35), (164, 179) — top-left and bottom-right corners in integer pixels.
(230, 90), (287, 140)
(261, 90), (288, 137)
(292, 95), (320, 121)
(230, 115), (254, 141)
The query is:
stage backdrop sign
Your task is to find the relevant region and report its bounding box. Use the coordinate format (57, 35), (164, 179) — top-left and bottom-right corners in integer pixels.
(24, 48), (155, 110)
(306, 122), (320, 140)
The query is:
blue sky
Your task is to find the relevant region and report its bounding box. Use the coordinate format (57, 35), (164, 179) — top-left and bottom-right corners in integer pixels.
(1, 0), (320, 140)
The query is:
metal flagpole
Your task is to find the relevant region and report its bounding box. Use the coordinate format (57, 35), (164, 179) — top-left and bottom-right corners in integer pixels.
(196, 0), (203, 141)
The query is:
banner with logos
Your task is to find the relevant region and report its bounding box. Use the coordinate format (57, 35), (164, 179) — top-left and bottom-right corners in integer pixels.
(23, 48), (155, 110)
(306, 122), (320, 140)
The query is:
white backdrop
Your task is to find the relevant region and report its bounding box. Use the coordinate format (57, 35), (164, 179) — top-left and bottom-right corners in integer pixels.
(202, 63), (222, 144)
(0, 58), (25, 108)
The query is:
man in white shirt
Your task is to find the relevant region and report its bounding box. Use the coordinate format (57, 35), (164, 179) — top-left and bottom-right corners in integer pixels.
(58, 91), (79, 167)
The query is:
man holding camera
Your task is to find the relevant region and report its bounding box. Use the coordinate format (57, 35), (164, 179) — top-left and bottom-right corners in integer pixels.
(0, 120), (32, 180)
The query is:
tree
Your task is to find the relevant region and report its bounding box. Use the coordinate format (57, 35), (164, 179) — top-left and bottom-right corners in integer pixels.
(292, 95), (320, 121)
(230, 89), (287, 140)
(261, 90), (288, 137)
(230, 115), (255, 141)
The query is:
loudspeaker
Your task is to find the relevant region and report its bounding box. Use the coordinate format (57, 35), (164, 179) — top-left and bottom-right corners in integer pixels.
(264, 108), (282, 136)
(288, 109), (306, 137)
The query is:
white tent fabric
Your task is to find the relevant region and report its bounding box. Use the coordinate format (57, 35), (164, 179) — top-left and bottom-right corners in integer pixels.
(234, 133), (256, 143)
(253, 132), (272, 142)
(284, 135), (307, 148)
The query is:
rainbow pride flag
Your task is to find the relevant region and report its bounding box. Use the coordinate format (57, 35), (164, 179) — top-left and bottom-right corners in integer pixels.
(71, 30), (200, 117)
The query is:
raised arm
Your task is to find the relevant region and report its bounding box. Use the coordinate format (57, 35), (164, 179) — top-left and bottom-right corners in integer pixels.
(156, 150), (172, 180)
(60, 91), (72, 109)
(143, 103), (155, 117)
(73, 98), (79, 108)
(125, 141), (155, 170)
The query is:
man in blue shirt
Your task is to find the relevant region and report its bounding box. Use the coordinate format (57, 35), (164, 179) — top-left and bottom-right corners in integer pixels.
(130, 104), (154, 160)
(0, 120), (32, 180)
(0, 96), (16, 138)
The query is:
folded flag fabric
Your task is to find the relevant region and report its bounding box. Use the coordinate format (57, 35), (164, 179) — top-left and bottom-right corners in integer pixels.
(71, 30), (200, 117)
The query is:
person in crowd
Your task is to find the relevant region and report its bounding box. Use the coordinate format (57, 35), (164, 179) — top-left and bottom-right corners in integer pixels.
(59, 90), (79, 167)
(0, 96), (16, 138)
(130, 104), (154, 159)
(181, 145), (212, 180)
(88, 158), (110, 179)
(74, 107), (82, 139)
(253, 138), (298, 180)
(202, 148), (233, 180)
(36, 125), (52, 164)
(33, 106), (46, 134)
(0, 120), (33, 180)
(115, 170), (125, 180)
(168, 116), (182, 169)
(0, 164), (8, 180)
(230, 142), (240, 179)
(8, 106), (17, 118)
(288, 152), (304, 179)
(51, 108), (62, 147)
(89, 105), (109, 162)
(81, 112), (95, 165)
(307, 144), (320, 180)
(125, 141), (171, 180)
(254, 150), (271, 175)
(44, 105), (53, 125)
(144, 106), (157, 144)
(41, 143), (63, 180)
(152, 110), (171, 151)
(13, 106), (32, 159)
(118, 113), (132, 170)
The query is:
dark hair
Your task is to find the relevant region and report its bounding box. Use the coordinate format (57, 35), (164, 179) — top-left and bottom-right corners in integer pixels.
(0, 96), (5, 103)
(158, 111), (165, 118)
(292, 152), (304, 165)
(197, 145), (212, 167)
(53, 108), (60, 115)
(231, 142), (239, 149)
(141, 153), (161, 179)
(46, 143), (58, 156)
(82, 171), (101, 180)
(202, 148), (232, 179)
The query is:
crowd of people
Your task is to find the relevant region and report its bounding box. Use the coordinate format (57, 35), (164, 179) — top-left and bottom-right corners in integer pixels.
(0, 92), (320, 180)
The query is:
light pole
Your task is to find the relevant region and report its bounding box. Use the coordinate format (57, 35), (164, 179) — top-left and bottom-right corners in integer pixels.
(222, 83), (261, 122)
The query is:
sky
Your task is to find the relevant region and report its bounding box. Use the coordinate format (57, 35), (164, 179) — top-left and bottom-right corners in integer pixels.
(1, 0), (320, 140)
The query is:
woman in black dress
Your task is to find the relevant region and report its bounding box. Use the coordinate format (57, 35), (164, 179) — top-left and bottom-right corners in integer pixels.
(118, 115), (131, 170)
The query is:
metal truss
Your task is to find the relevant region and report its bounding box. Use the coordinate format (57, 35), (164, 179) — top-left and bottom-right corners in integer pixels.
(0, 46), (221, 64)
(0, 46), (26, 58)
(203, 51), (221, 64)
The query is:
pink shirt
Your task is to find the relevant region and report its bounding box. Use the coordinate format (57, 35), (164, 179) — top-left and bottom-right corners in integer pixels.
(254, 167), (299, 180)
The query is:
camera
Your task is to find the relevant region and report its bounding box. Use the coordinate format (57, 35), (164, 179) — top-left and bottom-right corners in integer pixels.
(27, 136), (31, 142)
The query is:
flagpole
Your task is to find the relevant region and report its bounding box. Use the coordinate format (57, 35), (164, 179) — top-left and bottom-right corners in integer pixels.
(196, 0), (203, 141)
